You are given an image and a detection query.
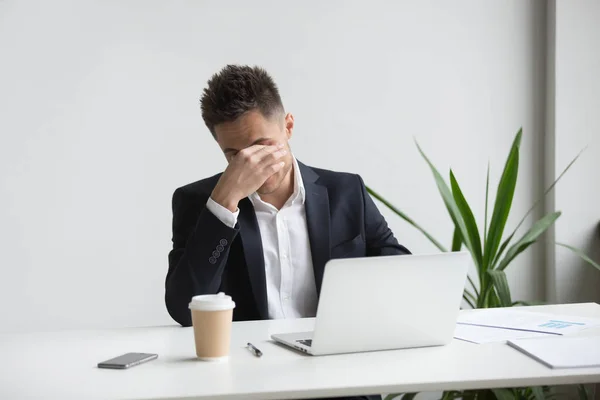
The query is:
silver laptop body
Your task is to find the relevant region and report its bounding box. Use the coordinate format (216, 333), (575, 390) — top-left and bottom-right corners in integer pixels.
(271, 251), (470, 356)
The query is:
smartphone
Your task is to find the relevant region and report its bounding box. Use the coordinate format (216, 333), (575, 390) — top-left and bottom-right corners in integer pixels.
(97, 352), (158, 369)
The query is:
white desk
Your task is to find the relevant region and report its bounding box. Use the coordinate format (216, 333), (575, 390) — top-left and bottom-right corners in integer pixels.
(2, 303), (600, 400)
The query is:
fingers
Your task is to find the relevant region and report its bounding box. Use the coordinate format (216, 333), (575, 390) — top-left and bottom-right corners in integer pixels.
(238, 143), (286, 165)
(244, 144), (269, 156)
(258, 148), (287, 166)
(243, 143), (284, 157)
(233, 145), (267, 163)
(266, 160), (285, 175)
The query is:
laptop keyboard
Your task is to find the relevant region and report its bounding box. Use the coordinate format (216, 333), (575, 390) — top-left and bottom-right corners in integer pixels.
(296, 339), (312, 347)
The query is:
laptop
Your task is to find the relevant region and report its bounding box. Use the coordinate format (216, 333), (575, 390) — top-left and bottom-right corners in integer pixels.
(271, 251), (470, 356)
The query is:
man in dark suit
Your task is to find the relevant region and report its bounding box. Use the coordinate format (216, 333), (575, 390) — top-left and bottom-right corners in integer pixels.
(165, 64), (410, 400)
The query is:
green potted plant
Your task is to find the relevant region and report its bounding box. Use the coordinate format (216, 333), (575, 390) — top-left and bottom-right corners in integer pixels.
(368, 128), (600, 400)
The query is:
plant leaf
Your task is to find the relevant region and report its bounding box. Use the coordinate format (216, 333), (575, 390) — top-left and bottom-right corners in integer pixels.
(483, 128), (522, 270)
(480, 280), (501, 308)
(450, 170), (483, 268)
(577, 384), (590, 400)
(463, 291), (476, 308)
(452, 227), (462, 251)
(488, 288), (502, 308)
(484, 161), (490, 246)
(493, 147), (585, 267)
(496, 211), (561, 271)
(512, 300), (546, 306)
(531, 386), (545, 400)
(556, 242), (600, 272)
(488, 270), (512, 307)
(400, 394), (417, 400)
(492, 388), (516, 400)
(546, 391), (570, 400)
(441, 391), (465, 400)
(493, 231), (518, 270)
(367, 186), (447, 252)
(383, 394), (418, 400)
(467, 275), (480, 297)
(415, 141), (473, 255)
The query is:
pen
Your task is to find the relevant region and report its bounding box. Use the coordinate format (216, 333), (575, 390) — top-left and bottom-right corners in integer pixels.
(246, 342), (263, 357)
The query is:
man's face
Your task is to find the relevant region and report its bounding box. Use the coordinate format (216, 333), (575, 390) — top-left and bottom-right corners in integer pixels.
(214, 110), (295, 195)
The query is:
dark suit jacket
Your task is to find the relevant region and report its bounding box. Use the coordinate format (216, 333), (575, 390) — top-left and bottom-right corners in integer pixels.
(165, 162), (410, 326)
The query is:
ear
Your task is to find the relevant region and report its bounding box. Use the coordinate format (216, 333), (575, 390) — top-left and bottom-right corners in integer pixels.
(284, 113), (294, 140)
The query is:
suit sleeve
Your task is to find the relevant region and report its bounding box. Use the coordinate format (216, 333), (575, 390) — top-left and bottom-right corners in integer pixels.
(165, 187), (240, 326)
(357, 175), (411, 256)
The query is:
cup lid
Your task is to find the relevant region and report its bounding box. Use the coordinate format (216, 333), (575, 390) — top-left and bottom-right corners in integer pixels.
(189, 292), (235, 311)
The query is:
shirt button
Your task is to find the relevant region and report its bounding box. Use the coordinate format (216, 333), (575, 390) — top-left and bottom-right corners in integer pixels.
(282, 253), (288, 259)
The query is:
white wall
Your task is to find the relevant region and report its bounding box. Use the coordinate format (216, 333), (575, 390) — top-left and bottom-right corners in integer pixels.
(0, 0), (546, 333)
(548, 0), (600, 303)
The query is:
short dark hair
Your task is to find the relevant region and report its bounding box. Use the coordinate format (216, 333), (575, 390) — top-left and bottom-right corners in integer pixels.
(200, 64), (285, 138)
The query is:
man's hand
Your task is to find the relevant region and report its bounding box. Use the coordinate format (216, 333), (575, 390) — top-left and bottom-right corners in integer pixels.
(211, 144), (287, 212)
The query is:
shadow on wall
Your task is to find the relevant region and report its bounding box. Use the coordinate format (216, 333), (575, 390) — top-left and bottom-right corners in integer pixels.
(574, 222), (600, 303)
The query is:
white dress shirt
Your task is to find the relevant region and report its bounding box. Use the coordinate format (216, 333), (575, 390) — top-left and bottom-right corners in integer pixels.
(206, 157), (318, 319)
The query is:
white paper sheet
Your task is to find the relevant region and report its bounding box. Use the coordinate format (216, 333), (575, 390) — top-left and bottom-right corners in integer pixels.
(457, 308), (600, 335)
(454, 323), (552, 344)
(508, 336), (600, 368)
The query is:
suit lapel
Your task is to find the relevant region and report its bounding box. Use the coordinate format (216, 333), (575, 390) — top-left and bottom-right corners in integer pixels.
(299, 162), (331, 296)
(237, 198), (269, 319)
